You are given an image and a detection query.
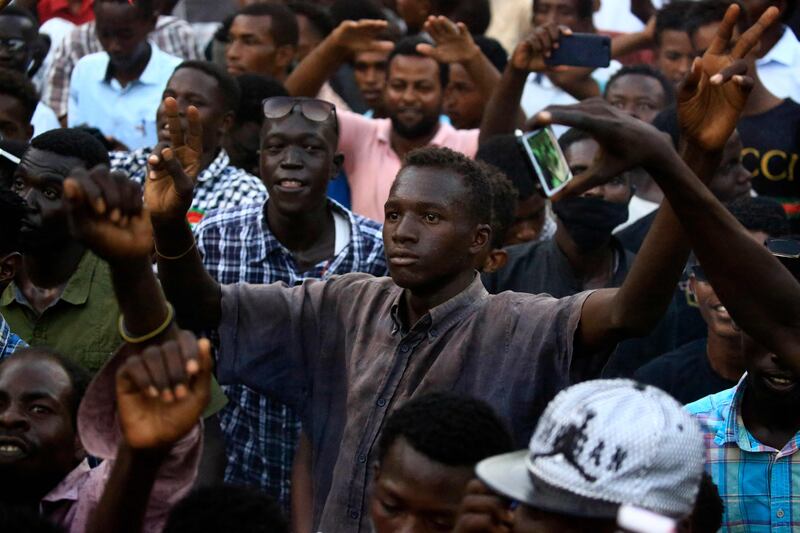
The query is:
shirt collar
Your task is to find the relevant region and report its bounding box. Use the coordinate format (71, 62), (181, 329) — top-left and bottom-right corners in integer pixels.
(758, 25), (799, 67)
(389, 273), (489, 335)
(40, 459), (92, 505)
(1, 252), (99, 309)
(196, 149), (231, 183)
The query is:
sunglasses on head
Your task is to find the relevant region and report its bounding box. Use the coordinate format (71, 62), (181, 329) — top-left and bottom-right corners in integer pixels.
(262, 97), (337, 123)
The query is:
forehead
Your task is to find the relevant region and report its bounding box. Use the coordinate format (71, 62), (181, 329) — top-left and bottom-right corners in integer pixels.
(0, 356), (73, 403)
(94, 1), (141, 22)
(448, 63), (472, 84)
(659, 29), (693, 49)
(607, 74), (664, 98)
(564, 138), (599, 165)
(0, 15), (35, 39)
(354, 50), (390, 65)
(168, 68), (221, 97)
(18, 147), (86, 180)
(692, 21), (741, 52)
(0, 94), (28, 117)
(388, 54), (440, 80)
(536, 0), (579, 10)
(261, 109), (337, 145)
(390, 166), (469, 207)
(231, 14), (274, 40)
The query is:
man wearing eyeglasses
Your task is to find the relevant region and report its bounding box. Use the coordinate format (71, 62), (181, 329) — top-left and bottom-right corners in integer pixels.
(0, 7), (60, 138)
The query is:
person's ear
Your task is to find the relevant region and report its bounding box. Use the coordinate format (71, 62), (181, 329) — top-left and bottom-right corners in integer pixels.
(220, 111), (235, 135)
(470, 224), (492, 255)
(276, 45), (298, 75)
(25, 122), (34, 141)
(482, 249), (508, 273)
(0, 252), (20, 287)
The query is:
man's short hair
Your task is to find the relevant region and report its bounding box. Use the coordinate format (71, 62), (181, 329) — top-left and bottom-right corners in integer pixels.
(486, 167), (519, 248)
(236, 2), (300, 48)
(0, 189), (26, 256)
(605, 64), (676, 107)
(388, 36), (450, 89)
(94, 0), (155, 19)
(30, 128), (110, 169)
(163, 485), (289, 533)
(234, 74), (289, 125)
(288, 1), (335, 38)
(0, 347), (92, 428)
(686, 0), (747, 40)
(0, 6), (39, 33)
(476, 134), (537, 201)
(377, 392), (514, 467)
(655, 0), (693, 45)
(727, 196), (790, 237)
(173, 61), (241, 114)
(402, 146), (493, 225)
(0, 67), (38, 122)
(474, 35), (507, 72)
(447, 0), (492, 35)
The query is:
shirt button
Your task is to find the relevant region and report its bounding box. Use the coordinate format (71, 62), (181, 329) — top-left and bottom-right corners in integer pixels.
(429, 328), (438, 338)
(777, 509), (785, 518)
(350, 511), (360, 520)
(358, 454), (367, 463)
(377, 398), (387, 407)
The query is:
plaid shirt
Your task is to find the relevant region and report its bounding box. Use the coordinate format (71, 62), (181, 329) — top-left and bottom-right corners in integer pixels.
(43, 16), (203, 118)
(110, 148), (267, 229)
(196, 200), (387, 511)
(686, 375), (800, 532)
(0, 314), (26, 359)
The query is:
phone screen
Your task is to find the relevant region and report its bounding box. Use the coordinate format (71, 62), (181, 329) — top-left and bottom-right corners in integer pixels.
(518, 127), (573, 197)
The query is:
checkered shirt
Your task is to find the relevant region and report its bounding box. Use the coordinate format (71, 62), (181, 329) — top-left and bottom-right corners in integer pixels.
(109, 148), (267, 229)
(196, 200), (388, 511)
(0, 314), (26, 360)
(43, 16), (203, 118)
(686, 375), (800, 532)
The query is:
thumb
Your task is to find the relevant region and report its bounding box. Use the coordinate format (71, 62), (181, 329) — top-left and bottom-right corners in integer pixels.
(680, 57), (703, 97)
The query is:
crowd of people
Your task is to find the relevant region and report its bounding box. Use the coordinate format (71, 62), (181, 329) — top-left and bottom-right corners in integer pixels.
(0, 0), (799, 531)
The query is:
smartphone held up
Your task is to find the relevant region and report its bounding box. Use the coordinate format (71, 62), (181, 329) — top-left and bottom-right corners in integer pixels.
(516, 127), (573, 197)
(545, 33), (611, 69)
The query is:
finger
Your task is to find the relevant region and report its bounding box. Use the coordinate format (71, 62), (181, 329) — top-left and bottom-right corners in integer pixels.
(89, 164), (120, 220)
(63, 168), (89, 205)
(164, 96), (185, 148)
(546, 23), (561, 48)
(111, 170), (141, 219)
(706, 3), (739, 55)
(161, 147), (195, 197)
(141, 345), (173, 402)
(195, 337), (213, 376)
(71, 166), (105, 214)
(162, 338), (189, 399)
(734, 74), (754, 92)
(117, 355), (158, 398)
(415, 43), (436, 57)
(680, 56), (703, 94)
(371, 40), (395, 53)
(185, 106), (203, 155)
(176, 329), (199, 377)
(710, 58), (748, 85)
(534, 108), (603, 133)
(732, 6), (780, 59)
(536, 28), (554, 57)
(147, 142), (171, 176)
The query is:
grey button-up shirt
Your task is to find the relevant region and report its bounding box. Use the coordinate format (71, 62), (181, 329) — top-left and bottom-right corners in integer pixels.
(217, 273), (591, 532)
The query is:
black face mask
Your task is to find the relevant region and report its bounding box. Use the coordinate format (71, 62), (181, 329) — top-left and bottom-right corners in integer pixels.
(552, 196), (629, 251)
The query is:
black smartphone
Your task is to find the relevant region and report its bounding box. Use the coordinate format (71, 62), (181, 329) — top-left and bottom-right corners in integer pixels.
(545, 33), (611, 68)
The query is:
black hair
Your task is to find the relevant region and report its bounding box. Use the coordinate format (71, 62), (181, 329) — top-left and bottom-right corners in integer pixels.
(0, 504), (66, 533)
(726, 196), (790, 237)
(236, 2), (300, 48)
(558, 127), (596, 153)
(163, 485), (288, 533)
(0, 347), (92, 429)
(173, 60), (241, 113)
(690, 472), (723, 533)
(486, 167), (519, 248)
(0, 6), (39, 35)
(476, 134), (537, 200)
(330, 0), (386, 25)
(473, 35), (508, 72)
(402, 146), (493, 225)
(538, 0), (593, 20)
(94, 0), (155, 19)
(0, 67), (38, 122)
(605, 64), (676, 107)
(376, 392), (514, 467)
(288, 1), (335, 38)
(234, 74), (289, 125)
(686, 0), (747, 41)
(29, 128), (110, 169)
(0, 189), (26, 255)
(447, 0), (492, 35)
(655, 1), (693, 45)
(388, 36), (450, 89)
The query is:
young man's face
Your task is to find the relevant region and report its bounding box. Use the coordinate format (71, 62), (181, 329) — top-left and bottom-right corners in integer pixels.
(443, 63), (485, 130)
(384, 166), (488, 291)
(385, 55), (444, 140)
(0, 355), (81, 504)
(158, 68), (232, 156)
(11, 148), (83, 252)
(0, 14), (36, 73)
(0, 94), (33, 141)
(94, 2), (155, 72)
(655, 30), (694, 86)
(742, 331), (800, 406)
(370, 437), (474, 533)
(226, 15), (293, 79)
(605, 74), (668, 124)
(708, 131), (752, 202)
(259, 109), (340, 216)
(532, 0), (592, 32)
(353, 50), (390, 113)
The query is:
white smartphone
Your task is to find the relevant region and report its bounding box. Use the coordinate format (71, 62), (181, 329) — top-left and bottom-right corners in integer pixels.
(516, 127), (573, 197)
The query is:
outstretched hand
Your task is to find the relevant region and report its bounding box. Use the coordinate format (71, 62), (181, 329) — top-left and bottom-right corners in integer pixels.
(117, 331), (212, 451)
(417, 16), (479, 64)
(530, 98), (675, 200)
(64, 165), (153, 263)
(145, 97), (201, 223)
(511, 23), (572, 73)
(331, 19), (394, 56)
(678, 3), (779, 150)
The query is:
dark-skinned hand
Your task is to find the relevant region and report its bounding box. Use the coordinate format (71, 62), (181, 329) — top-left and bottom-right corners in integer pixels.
(63, 165), (153, 262)
(417, 16), (480, 64)
(678, 3), (779, 151)
(530, 98), (675, 200)
(145, 96), (201, 224)
(331, 19), (394, 56)
(453, 480), (514, 533)
(117, 331), (212, 451)
(511, 22), (572, 73)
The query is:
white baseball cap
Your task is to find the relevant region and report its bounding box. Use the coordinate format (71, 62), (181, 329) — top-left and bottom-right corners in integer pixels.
(476, 379), (704, 519)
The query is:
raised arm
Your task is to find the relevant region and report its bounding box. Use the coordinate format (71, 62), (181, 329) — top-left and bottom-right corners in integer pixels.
(285, 19), (393, 98)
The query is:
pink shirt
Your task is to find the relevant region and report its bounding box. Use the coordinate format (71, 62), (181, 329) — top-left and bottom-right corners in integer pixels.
(338, 110), (480, 222)
(40, 344), (202, 533)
